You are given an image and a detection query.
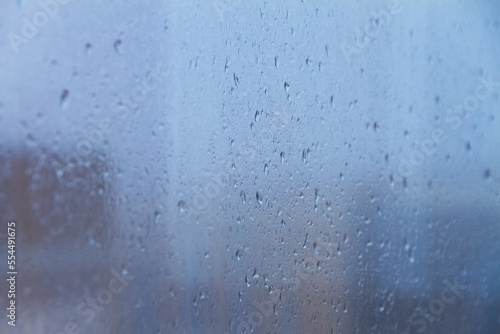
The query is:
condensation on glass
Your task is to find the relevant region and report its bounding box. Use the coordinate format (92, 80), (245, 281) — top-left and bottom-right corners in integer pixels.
(0, 1), (499, 333)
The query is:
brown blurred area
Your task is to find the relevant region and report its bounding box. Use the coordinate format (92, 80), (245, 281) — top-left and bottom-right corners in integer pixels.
(0, 146), (119, 333)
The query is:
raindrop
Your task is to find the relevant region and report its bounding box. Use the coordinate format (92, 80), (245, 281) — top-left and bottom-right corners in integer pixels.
(154, 210), (161, 224)
(85, 43), (92, 55)
(284, 82), (290, 92)
(60, 89), (69, 108)
(256, 191), (263, 205)
(233, 73), (239, 87)
(252, 268), (259, 279)
(404, 239), (410, 251)
(240, 190), (246, 203)
(302, 148), (310, 163)
(178, 201), (186, 213)
(114, 39), (122, 53)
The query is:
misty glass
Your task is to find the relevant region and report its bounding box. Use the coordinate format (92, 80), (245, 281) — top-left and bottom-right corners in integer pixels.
(0, 1), (499, 333)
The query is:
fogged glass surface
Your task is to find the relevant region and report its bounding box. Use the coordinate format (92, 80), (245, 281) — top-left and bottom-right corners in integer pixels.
(0, 1), (499, 333)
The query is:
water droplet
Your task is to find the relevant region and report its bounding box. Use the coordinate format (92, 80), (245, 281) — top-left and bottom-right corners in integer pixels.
(256, 191), (263, 205)
(404, 239), (410, 251)
(60, 89), (69, 108)
(240, 190), (246, 203)
(302, 148), (310, 163)
(178, 201), (186, 213)
(485, 168), (492, 181)
(252, 268), (259, 279)
(114, 39), (122, 53)
(154, 210), (161, 224)
(233, 73), (239, 87)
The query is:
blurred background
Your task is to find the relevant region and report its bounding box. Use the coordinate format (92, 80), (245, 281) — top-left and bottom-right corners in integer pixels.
(0, 1), (499, 333)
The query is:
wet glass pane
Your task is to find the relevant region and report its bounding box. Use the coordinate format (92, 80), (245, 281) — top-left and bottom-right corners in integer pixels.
(1, 1), (499, 333)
